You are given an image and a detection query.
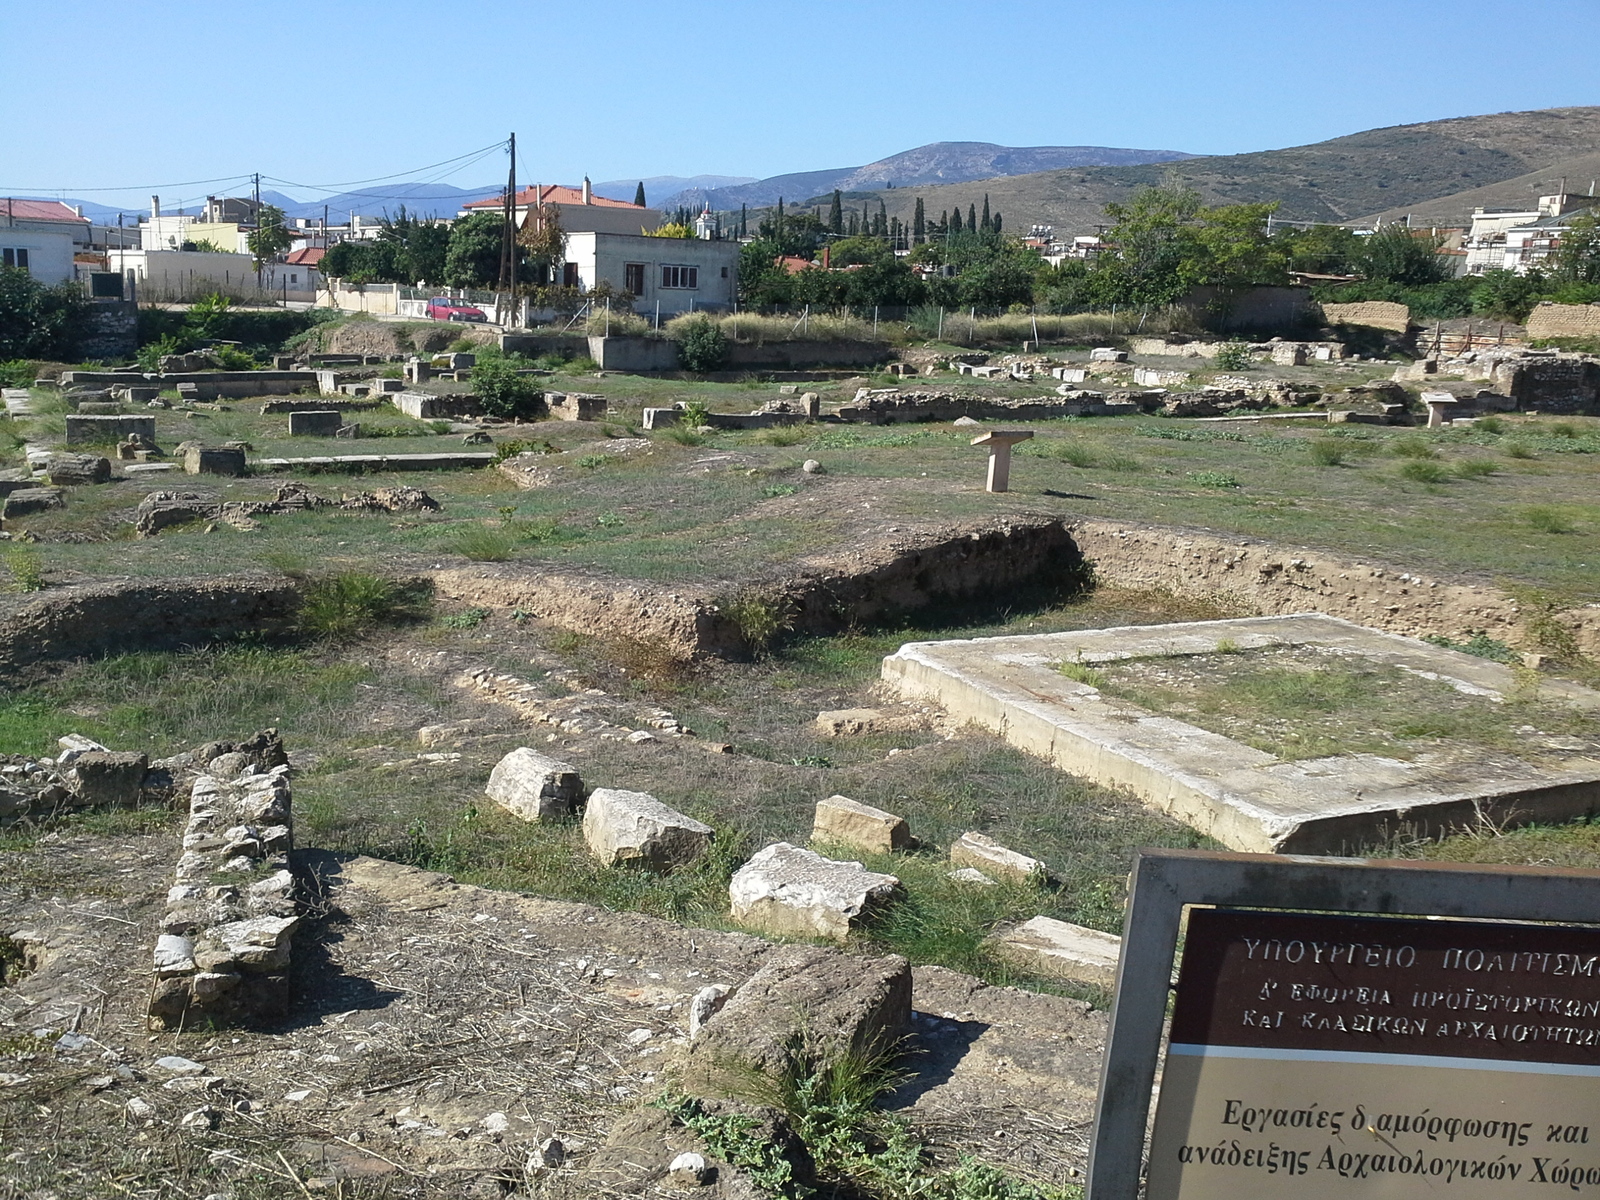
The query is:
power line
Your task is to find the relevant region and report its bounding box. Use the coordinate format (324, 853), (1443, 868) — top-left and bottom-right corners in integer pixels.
(0, 173), (255, 195)
(261, 141), (508, 192)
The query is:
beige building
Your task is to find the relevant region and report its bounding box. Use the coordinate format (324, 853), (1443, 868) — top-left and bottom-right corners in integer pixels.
(459, 179), (661, 236)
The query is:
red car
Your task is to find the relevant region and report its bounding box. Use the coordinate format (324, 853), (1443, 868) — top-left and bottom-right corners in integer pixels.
(426, 297), (486, 322)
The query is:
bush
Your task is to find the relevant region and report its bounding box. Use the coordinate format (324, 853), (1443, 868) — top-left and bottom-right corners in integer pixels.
(1307, 439), (1347, 466)
(1524, 505), (1576, 534)
(2, 544), (44, 593)
(673, 315), (729, 373)
(472, 357), (543, 420)
(0, 268), (86, 360)
(1399, 460), (1449, 483)
(1189, 471), (1240, 488)
(1213, 341), (1253, 370)
(297, 573), (419, 638)
(450, 524), (519, 562)
(0, 360), (35, 389)
(1454, 458), (1498, 478)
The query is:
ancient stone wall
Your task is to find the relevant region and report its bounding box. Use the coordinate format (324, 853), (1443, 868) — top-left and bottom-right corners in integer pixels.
(1319, 301), (1411, 332)
(1490, 356), (1600, 413)
(75, 300), (138, 361)
(1525, 303), (1600, 341)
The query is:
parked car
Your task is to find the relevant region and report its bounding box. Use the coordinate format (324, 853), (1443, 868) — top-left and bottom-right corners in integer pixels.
(426, 297), (486, 322)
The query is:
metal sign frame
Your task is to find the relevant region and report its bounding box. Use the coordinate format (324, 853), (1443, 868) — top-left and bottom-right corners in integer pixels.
(1086, 849), (1600, 1199)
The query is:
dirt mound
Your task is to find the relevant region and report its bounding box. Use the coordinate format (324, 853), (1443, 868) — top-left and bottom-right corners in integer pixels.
(320, 320), (467, 358)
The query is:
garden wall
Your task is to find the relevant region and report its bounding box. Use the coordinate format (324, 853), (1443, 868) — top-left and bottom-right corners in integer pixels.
(1525, 303), (1600, 341)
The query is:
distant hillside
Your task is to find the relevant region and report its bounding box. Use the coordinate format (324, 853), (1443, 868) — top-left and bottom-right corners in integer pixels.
(1367, 150), (1600, 226)
(660, 141), (1194, 212)
(836, 107), (1600, 235)
(591, 175), (755, 205)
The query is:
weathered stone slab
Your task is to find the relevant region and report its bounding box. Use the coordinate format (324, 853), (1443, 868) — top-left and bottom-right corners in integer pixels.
(811, 795), (910, 855)
(728, 842), (900, 942)
(69, 751), (148, 808)
(949, 831), (1046, 885)
(287, 410), (343, 437)
(686, 944), (911, 1095)
(184, 446), (247, 476)
(1, 487), (65, 518)
(65, 414), (156, 444)
(253, 452), (493, 472)
(582, 787), (712, 869)
(883, 614), (1600, 853)
(987, 916), (1121, 988)
(486, 748), (582, 821)
(45, 453), (112, 485)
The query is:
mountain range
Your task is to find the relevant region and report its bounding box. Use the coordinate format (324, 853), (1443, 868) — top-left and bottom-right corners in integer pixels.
(653, 141), (1196, 212)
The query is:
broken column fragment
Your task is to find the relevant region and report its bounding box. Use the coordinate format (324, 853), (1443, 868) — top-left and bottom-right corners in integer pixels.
(486, 748), (584, 821)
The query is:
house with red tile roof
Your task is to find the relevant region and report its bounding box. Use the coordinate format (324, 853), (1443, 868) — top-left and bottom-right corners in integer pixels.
(2, 198), (92, 283)
(459, 177), (662, 236)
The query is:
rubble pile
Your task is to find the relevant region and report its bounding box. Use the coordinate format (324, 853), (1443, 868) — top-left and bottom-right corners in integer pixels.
(0, 735), (167, 826)
(133, 481), (440, 536)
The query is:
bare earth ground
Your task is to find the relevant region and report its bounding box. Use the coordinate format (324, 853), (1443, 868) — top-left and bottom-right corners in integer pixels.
(0, 838), (1100, 1199)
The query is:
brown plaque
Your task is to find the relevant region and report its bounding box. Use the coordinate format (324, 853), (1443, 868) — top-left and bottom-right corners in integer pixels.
(1147, 909), (1600, 1199)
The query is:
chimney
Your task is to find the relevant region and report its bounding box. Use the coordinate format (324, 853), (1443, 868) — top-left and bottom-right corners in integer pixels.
(582, 176), (592, 205)
(152, 195), (160, 219)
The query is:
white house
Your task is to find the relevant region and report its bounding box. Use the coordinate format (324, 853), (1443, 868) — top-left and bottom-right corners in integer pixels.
(0, 199), (91, 284)
(1463, 193), (1600, 275)
(562, 231), (740, 315)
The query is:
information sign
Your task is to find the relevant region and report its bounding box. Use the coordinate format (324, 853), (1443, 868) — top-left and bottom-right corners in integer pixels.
(1148, 908), (1600, 1198)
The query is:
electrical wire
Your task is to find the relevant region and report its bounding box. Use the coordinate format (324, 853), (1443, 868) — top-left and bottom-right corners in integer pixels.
(260, 140), (507, 192)
(0, 174), (255, 195)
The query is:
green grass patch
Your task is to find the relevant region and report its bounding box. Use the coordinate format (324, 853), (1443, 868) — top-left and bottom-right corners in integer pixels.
(1524, 505), (1577, 534)
(1399, 459), (1450, 483)
(1189, 470), (1240, 489)
(297, 572), (422, 638)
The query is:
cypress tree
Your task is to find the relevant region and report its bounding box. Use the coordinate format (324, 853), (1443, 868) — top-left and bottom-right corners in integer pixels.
(776, 197), (785, 244)
(848, 211), (858, 236)
(951, 207), (963, 233)
(968, 203), (977, 232)
(913, 198), (925, 244)
(878, 199), (887, 237)
(992, 213), (1002, 235)
(828, 189), (843, 234)
(634, 181), (646, 207)
(981, 194), (991, 233)
(739, 204), (747, 238)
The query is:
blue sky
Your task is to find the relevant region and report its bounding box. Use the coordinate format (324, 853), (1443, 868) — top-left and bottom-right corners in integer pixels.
(3, 0), (1597, 208)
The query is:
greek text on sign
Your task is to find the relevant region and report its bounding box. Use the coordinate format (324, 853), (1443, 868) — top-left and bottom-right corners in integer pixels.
(1147, 909), (1600, 1198)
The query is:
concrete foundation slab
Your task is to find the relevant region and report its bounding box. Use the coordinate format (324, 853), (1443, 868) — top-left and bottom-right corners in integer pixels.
(882, 614), (1600, 853)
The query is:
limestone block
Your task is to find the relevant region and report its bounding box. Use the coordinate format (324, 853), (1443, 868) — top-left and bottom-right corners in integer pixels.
(949, 831), (1046, 885)
(582, 787), (712, 869)
(70, 751), (149, 808)
(194, 915), (299, 974)
(45, 453), (112, 485)
(687, 944), (910, 1092)
(728, 842), (900, 942)
(1, 487), (65, 518)
(486, 748), (582, 821)
(184, 446), (247, 476)
(987, 916), (1121, 988)
(1089, 348), (1127, 363)
(153, 934), (196, 977)
(811, 795), (910, 855)
(812, 707), (914, 737)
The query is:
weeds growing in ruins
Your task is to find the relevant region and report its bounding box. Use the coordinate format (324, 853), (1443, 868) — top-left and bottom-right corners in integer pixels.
(450, 522), (519, 561)
(726, 591), (795, 657)
(1503, 440), (1537, 459)
(2, 543), (44, 592)
(1524, 505), (1577, 534)
(296, 572), (422, 638)
(1454, 457), (1499, 478)
(1390, 436), (1438, 459)
(1307, 439), (1348, 467)
(1188, 470), (1240, 488)
(1399, 460), (1450, 483)
(1422, 631), (1519, 663)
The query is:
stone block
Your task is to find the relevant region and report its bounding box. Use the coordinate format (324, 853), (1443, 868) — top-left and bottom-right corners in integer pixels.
(949, 831), (1046, 885)
(486, 748), (582, 821)
(813, 707), (910, 737)
(687, 944), (911, 1093)
(582, 787), (712, 869)
(811, 795), (910, 855)
(45, 453), (112, 485)
(1089, 348), (1127, 363)
(184, 447), (247, 476)
(287, 410), (343, 437)
(1, 487), (65, 518)
(70, 751), (148, 808)
(547, 391), (606, 421)
(193, 915), (300, 974)
(65, 414), (156, 444)
(729, 842), (901, 942)
(987, 916), (1121, 988)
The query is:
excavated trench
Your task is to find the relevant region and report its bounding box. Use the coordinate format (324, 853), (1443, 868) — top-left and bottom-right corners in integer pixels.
(4, 516), (1596, 676)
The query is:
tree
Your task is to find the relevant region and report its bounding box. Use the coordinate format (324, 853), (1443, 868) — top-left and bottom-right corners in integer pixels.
(913, 198), (926, 245)
(0, 266), (86, 360)
(1191, 202), (1287, 288)
(967, 203), (977, 234)
(517, 202), (567, 285)
(377, 206), (451, 284)
(739, 204), (747, 239)
(1276, 224), (1362, 275)
(737, 239), (797, 308)
(980, 194), (991, 234)
(247, 204), (292, 269)
(673, 315), (729, 372)
(828, 189), (843, 235)
(1555, 209), (1600, 285)
(1470, 268), (1545, 322)
(951, 207), (963, 234)
(634, 181), (646, 207)
(445, 211), (529, 288)
(992, 212), (1002, 236)
(1359, 224), (1450, 286)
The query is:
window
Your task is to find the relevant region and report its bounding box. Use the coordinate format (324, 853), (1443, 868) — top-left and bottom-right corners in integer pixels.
(562, 262), (579, 289)
(720, 266), (729, 278)
(1, 248), (29, 272)
(660, 264), (698, 290)
(624, 262), (646, 295)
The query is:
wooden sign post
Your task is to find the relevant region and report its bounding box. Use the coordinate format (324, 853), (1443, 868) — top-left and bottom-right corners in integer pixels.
(970, 429), (1033, 493)
(1087, 851), (1600, 1199)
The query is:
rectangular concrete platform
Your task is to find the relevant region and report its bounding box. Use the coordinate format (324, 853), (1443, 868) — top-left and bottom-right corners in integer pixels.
(254, 453), (493, 473)
(882, 614), (1600, 854)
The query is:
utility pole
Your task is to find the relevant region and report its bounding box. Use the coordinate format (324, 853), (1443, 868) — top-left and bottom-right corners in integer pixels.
(497, 133), (517, 325)
(253, 172), (262, 288)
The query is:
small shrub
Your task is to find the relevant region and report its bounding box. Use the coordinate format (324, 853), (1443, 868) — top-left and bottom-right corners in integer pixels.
(472, 358), (543, 420)
(761, 424), (811, 446)
(763, 484), (798, 498)
(566, 355), (599, 373)
(1189, 470), (1240, 489)
(0, 360), (37, 389)
(680, 399), (711, 428)
(440, 606), (490, 629)
(576, 453), (609, 469)
(2, 544), (45, 592)
(449, 336), (477, 353)
(1524, 505), (1576, 534)
(451, 524), (517, 561)
(1307, 439), (1347, 467)
(1389, 437), (1437, 459)
(1548, 421), (1578, 439)
(210, 344), (257, 370)
(596, 511), (624, 527)
(1475, 416), (1505, 434)
(1424, 632), (1518, 663)
(725, 591), (792, 656)
(493, 438), (557, 463)
(1213, 341), (1253, 370)
(297, 572), (415, 638)
(1047, 441), (1098, 468)
(1399, 460), (1449, 483)
(1216, 638), (1241, 654)
(662, 425), (707, 446)
(674, 316), (730, 373)
(1454, 458), (1499, 478)
(1503, 440), (1536, 459)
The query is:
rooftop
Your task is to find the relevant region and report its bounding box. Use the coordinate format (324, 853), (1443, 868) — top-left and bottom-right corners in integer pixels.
(463, 185), (642, 212)
(2, 198), (90, 224)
